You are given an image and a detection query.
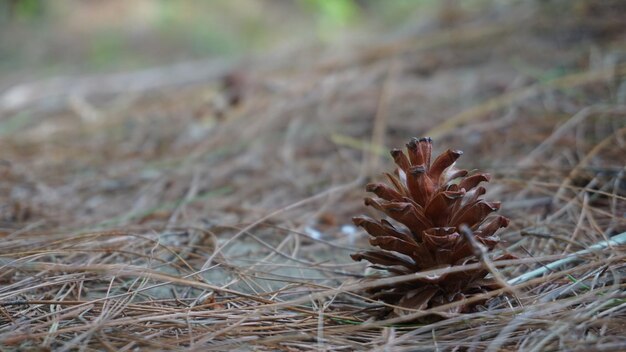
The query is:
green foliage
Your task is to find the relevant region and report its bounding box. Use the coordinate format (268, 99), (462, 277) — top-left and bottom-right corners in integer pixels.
(298, 0), (360, 40)
(301, 0), (358, 25)
(89, 32), (125, 69)
(12, 0), (45, 21)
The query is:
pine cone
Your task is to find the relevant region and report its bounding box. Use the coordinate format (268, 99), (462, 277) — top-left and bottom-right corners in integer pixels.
(352, 137), (513, 317)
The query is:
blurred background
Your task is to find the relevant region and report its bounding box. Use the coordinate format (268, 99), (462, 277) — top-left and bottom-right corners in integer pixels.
(1, 0), (625, 230)
(1, 0), (460, 82)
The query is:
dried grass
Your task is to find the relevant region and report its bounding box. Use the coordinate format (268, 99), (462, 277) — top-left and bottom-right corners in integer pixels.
(1, 2), (626, 351)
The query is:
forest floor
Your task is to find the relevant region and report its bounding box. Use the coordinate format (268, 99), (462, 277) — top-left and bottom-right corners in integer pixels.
(1, 2), (626, 351)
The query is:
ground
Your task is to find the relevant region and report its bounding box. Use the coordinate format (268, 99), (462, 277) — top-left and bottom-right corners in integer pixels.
(1, 1), (626, 350)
